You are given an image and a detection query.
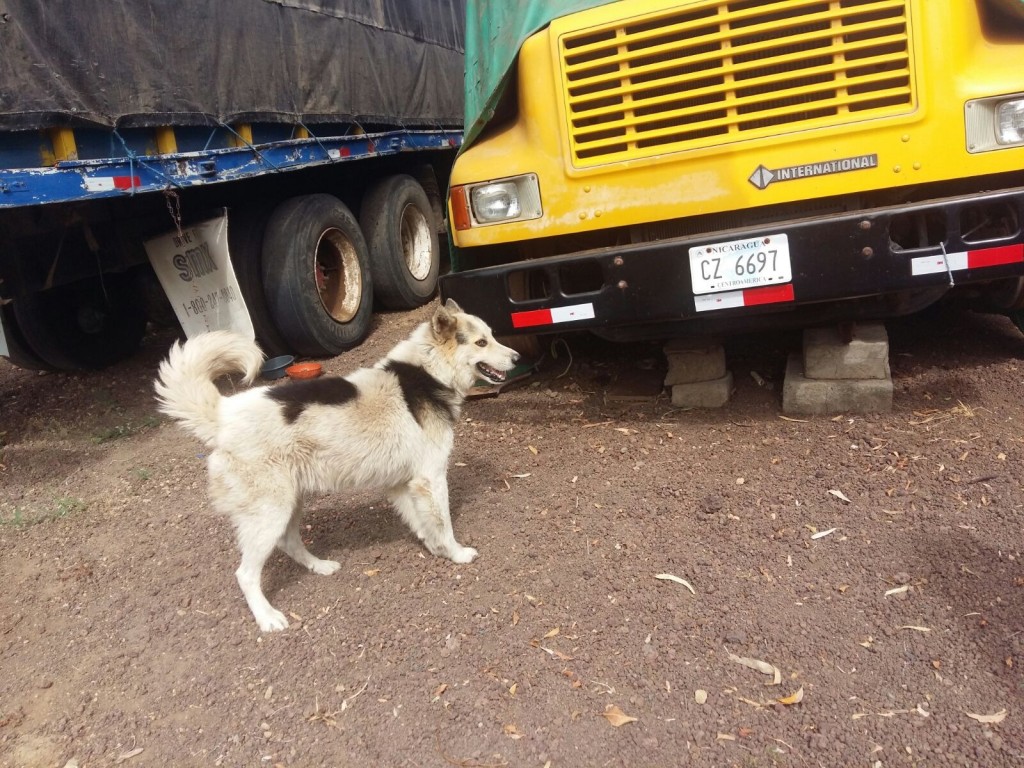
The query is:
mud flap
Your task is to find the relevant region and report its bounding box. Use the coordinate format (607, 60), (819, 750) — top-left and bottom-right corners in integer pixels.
(144, 210), (256, 340)
(0, 307), (8, 358)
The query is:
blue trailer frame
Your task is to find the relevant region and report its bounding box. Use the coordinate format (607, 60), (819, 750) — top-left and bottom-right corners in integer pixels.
(0, 121), (465, 370)
(0, 128), (462, 208)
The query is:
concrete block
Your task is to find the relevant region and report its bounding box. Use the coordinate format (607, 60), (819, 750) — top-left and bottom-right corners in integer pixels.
(670, 370), (734, 408)
(803, 323), (890, 380)
(783, 354), (892, 415)
(663, 340), (726, 385)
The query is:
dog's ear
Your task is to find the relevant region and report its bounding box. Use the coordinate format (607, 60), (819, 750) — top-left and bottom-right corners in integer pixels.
(431, 301), (458, 341)
(444, 298), (463, 314)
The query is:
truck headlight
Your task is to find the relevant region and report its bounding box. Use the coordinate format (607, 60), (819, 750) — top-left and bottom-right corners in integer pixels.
(966, 93), (1024, 152)
(472, 182), (522, 221)
(996, 99), (1024, 145)
(450, 174), (542, 229)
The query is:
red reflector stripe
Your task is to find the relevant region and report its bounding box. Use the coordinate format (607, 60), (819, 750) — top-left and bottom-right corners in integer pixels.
(694, 282), (795, 313)
(968, 244), (1024, 269)
(742, 283), (795, 306)
(113, 176), (141, 189)
(510, 302), (596, 328)
(511, 308), (553, 329)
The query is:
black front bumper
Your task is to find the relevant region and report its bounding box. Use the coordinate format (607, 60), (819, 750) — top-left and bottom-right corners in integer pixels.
(441, 186), (1024, 339)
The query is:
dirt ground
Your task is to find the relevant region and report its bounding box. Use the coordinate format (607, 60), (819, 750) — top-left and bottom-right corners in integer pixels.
(1, 300), (1022, 768)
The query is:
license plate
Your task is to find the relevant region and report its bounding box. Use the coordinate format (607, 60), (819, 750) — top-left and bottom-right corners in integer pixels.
(688, 234), (792, 295)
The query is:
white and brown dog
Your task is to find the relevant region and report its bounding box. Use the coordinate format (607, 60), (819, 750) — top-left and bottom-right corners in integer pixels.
(155, 299), (518, 631)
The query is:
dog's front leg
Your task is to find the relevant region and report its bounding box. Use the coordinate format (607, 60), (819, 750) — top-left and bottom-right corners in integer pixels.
(390, 474), (477, 564)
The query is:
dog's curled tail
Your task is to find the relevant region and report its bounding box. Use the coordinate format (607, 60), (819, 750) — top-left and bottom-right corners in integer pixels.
(154, 331), (264, 446)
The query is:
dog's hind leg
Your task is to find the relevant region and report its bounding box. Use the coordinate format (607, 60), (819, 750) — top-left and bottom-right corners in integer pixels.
(277, 502), (341, 576)
(390, 474), (478, 564)
(234, 505), (293, 632)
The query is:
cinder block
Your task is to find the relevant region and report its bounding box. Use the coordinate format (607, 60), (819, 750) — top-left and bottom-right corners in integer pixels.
(670, 370), (734, 408)
(803, 323), (890, 380)
(783, 354), (892, 415)
(663, 339), (726, 385)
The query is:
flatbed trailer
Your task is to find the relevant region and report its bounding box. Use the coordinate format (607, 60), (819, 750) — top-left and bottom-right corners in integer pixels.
(0, 0), (465, 371)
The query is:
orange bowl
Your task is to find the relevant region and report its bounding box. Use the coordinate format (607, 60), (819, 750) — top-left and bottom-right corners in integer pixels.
(286, 362), (323, 380)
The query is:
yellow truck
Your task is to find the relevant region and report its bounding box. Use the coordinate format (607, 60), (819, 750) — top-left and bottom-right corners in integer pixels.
(440, 0), (1024, 342)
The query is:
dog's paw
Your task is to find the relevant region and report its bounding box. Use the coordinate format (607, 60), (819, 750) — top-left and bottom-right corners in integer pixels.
(255, 607), (289, 632)
(449, 545), (479, 564)
(310, 558), (341, 576)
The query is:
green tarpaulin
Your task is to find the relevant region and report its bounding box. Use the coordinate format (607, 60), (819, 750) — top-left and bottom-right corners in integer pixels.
(463, 0), (619, 148)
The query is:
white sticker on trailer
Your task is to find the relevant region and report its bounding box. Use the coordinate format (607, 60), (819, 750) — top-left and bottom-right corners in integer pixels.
(83, 177), (117, 192)
(910, 251), (969, 276)
(693, 291), (746, 312)
(144, 212), (256, 340)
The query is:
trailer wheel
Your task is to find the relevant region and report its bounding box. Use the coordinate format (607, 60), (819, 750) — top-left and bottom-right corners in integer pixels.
(360, 175), (439, 309)
(11, 272), (147, 371)
(261, 194), (373, 356)
(0, 304), (57, 371)
(228, 204), (291, 356)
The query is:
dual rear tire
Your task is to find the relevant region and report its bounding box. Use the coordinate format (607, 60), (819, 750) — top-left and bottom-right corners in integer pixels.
(244, 175), (439, 357)
(260, 194), (374, 357)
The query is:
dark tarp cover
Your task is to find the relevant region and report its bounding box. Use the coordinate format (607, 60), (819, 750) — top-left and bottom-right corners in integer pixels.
(0, 0), (465, 132)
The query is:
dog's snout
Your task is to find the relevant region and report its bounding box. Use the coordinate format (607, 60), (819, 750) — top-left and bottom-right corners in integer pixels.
(511, 351), (521, 365)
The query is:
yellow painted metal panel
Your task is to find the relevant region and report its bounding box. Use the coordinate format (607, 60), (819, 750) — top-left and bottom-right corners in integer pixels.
(47, 128), (78, 163)
(154, 127), (178, 155)
(450, 0), (1024, 250)
(555, 0), (916, 167)
(231, 124), (254, 147)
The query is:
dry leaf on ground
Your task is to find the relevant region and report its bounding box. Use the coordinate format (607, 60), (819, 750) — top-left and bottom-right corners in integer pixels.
(603, 705), (638, 727)
(654, 573), (696, 593)
(965, 709), (1007, 724)
(727, 651), (782, 685)
(828, 489), (852, 503)
(777, 687), (804, 705)
(538, 645), (574, 661)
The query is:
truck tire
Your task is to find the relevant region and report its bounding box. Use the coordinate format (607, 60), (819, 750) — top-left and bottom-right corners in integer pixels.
(261, 194), (373, 357)
(228, 203), (291, 357)
(11, 272), (147, 371)
(0, 304), (57, 371)
(360, 175), (439, 309)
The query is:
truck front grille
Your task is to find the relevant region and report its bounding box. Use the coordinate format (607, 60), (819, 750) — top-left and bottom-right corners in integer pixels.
(560, 0), (915, 167)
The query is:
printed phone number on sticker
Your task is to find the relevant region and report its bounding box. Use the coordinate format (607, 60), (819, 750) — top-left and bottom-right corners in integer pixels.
(181, 285), (241, 318)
